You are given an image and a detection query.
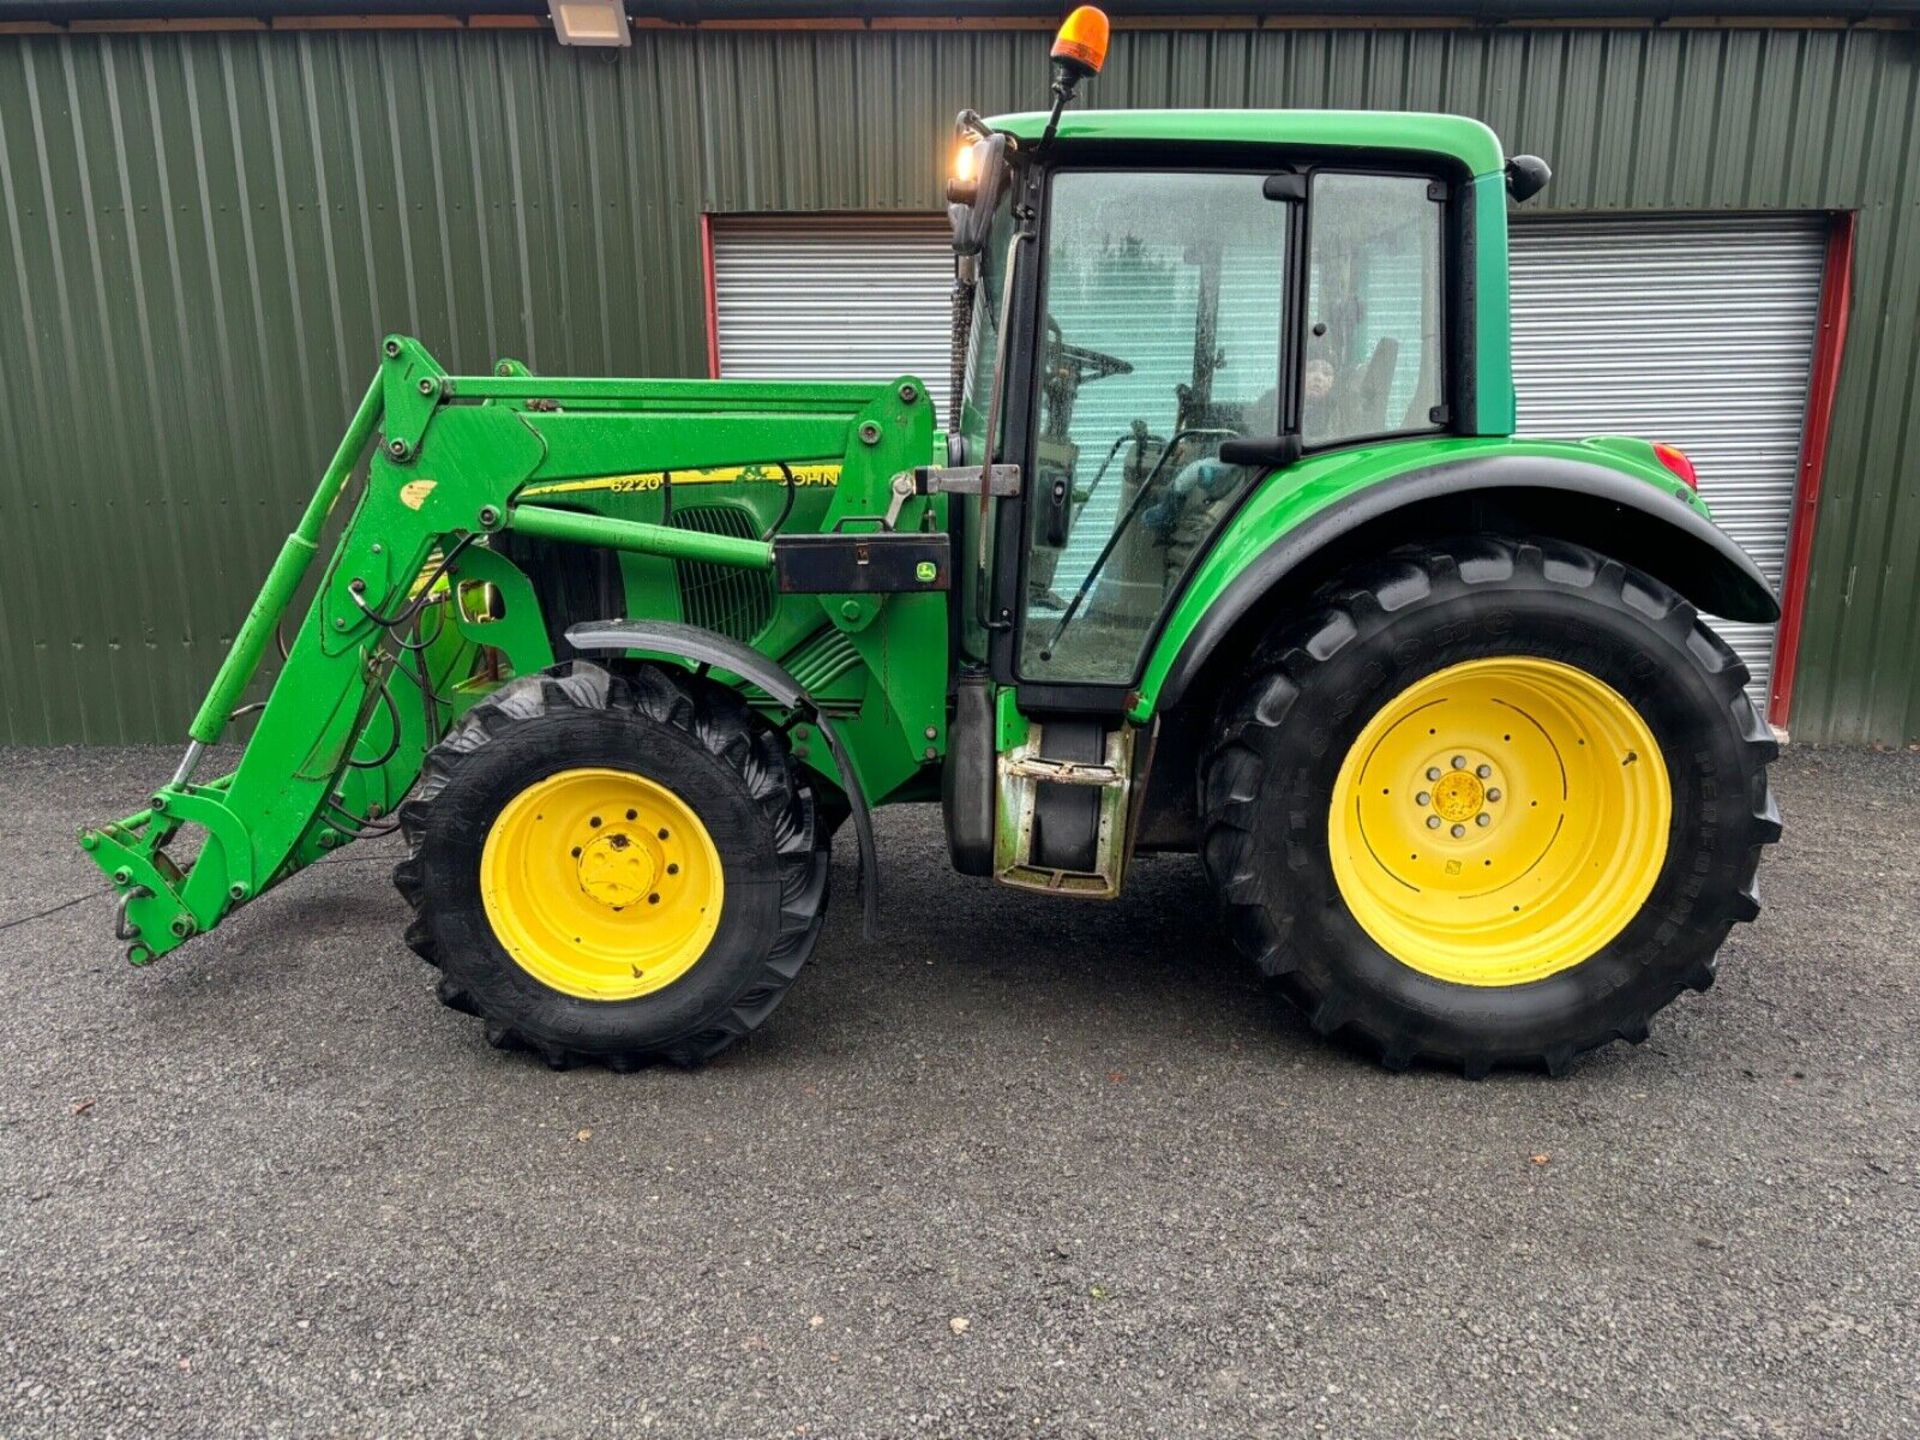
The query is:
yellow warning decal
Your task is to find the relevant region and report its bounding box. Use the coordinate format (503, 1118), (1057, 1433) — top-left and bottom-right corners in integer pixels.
(518, 462), (842, 500)
(399, 479), (438, 510)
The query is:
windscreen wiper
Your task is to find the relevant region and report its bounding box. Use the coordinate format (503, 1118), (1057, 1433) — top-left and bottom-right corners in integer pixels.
(1037, 426), (1237, 662)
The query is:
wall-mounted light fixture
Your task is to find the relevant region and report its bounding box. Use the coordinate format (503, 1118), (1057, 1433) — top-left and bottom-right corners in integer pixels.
(547, 0), (630, 47)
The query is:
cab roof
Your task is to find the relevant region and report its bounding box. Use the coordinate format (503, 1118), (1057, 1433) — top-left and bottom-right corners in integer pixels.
(987, 109), (1507, 178)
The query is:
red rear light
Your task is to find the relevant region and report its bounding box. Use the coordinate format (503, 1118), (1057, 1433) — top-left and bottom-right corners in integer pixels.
(1653, 442), (1698, 489)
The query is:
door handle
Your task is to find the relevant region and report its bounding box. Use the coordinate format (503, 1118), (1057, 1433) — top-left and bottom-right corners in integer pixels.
(1043, 474), (1073, 547)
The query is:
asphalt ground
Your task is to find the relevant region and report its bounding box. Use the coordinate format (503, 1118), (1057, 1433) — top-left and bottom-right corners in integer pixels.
(1, 742), (1916, 1439)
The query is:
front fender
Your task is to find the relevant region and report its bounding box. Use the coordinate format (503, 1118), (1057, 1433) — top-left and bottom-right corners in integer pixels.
(1140, 438), (1779, 717)
(563, 619), (879, 938)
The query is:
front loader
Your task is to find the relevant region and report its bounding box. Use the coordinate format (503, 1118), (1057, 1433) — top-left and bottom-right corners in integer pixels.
(81, 8), (1782, 1075)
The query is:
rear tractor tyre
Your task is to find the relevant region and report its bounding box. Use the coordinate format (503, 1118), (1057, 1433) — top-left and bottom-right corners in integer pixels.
(1200, 537), (1780, 1076)
(393, 660), (828, 1069)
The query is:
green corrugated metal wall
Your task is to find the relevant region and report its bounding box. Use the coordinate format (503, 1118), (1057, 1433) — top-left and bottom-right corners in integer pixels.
(0, 21), (1916, 743)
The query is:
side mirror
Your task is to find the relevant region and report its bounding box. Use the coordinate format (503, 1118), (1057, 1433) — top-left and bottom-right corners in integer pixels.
(1506, 154), (1552, 203)
(947, 128), (1011, 257)
(1218, 433), (1303, 472)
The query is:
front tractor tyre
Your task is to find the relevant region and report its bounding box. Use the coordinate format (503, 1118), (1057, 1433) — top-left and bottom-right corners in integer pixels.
(393, 661), (828, 1069)
(1200, 537), (1781, 1076)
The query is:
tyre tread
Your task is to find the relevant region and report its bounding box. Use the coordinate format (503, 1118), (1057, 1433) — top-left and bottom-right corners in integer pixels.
(393, 659), (829, 1071)
(1198, 536), (1780, 1077)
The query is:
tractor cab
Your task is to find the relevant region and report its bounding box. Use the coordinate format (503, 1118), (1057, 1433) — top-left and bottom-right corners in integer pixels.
(950, 104), (1504, 695)
(960, 146), (1457, 682)
(940, 22), (1530, 895)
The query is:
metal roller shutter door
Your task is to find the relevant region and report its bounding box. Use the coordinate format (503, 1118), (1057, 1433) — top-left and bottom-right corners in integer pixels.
(712, 212), (1824, 709)
(1510, 215), (1826, 710)
(711, 215), (955, 421)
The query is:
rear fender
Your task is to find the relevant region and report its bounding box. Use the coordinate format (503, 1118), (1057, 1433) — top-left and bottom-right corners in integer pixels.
(1141, 442), (1780, 717)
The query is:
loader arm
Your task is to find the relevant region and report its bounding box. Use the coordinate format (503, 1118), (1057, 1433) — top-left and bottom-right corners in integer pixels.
(80, 337), (944, 965)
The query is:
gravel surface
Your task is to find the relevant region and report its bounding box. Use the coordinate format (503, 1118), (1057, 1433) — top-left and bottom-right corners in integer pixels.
(1, 743), (1916, 1438)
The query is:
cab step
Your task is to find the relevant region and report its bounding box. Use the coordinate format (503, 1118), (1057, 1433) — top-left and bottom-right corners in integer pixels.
(994, 718), (1135, 898)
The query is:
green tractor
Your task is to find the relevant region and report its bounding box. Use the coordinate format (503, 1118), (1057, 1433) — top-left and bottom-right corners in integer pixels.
(80, 7), (1780, 1076)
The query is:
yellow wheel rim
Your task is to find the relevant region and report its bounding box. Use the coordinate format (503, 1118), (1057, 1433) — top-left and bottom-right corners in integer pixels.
(1329, 657), (1671, 987)
(480, 767), (724, 1001)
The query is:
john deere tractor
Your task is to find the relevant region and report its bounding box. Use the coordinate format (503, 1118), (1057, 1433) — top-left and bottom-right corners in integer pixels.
(81, 8), (1780, 1076)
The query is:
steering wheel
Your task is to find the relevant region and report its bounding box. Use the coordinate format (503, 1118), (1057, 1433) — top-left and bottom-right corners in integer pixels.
(1056, 339), (1134, 382)
(1043, 319), (1135, 386)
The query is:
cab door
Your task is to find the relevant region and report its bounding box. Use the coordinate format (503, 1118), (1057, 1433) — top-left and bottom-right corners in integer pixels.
(984, 163), (1454, 894)
(1013, 167), (1292, 690)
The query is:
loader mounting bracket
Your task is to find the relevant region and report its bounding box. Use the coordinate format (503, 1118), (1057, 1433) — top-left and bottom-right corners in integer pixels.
(772, 532), (951, 594)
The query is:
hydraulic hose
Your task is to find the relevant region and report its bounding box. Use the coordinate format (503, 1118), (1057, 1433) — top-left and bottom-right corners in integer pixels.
(949, 266), (977, 435)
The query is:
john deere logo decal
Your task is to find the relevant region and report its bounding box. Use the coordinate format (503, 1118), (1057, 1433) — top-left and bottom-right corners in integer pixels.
(915, 561), (938, 583)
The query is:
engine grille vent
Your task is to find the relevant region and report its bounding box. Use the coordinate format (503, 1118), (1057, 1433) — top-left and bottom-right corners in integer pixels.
(671, 504), (776, 642)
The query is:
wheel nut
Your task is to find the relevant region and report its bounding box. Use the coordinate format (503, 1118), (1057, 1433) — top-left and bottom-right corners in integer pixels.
(1451, 755), (1467, 770)
(1426, 816), (1442, 830)
(1476, 813), (1491, 827)
(1486, 788), (1501, 802)
(1426, 767), (1442, 781)
(1416, 791), (1431, 806)
(1451, 823), (1466, 838)
(1476, 763), (1492, 778)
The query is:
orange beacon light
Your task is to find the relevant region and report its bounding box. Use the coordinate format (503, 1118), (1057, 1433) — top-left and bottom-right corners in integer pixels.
(1051, 6), (1110, 80)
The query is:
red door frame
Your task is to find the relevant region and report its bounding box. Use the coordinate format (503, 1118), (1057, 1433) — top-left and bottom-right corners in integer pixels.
(700, 211), (722, 379)
(1768, 209), (1856, 730)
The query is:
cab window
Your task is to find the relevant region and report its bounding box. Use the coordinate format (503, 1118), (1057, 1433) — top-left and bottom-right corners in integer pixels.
(1302, 173), (1445, 448)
